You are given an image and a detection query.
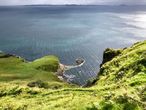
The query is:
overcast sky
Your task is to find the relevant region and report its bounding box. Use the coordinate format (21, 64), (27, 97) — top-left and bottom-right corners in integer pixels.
(0, 0), (146, 5)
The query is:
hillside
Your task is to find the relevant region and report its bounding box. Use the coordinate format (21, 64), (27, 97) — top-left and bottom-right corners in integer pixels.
(0, 52), (72, 88)
(0, 41), (146, 110)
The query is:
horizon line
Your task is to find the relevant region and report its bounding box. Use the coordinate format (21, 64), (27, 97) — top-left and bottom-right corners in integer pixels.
(0, 4), (146, 6)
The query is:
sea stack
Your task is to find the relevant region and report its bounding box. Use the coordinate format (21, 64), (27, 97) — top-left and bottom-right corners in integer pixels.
(75, 58), (85, 65)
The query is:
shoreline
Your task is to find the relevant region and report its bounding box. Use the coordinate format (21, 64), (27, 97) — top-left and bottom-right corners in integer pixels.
(56, 60), (85, 81)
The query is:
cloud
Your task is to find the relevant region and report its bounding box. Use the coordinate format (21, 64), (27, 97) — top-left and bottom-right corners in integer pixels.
(0, 0), (94, 5)
(0, 0), (146, 5)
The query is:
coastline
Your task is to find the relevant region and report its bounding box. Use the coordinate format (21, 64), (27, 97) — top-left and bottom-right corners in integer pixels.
(0, 41), (146, 109)
(56, 60), (85, 81)
(0, 50), (85, 84)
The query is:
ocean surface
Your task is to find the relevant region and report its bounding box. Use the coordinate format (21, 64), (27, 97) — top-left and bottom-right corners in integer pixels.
(0, 5), (146, 85)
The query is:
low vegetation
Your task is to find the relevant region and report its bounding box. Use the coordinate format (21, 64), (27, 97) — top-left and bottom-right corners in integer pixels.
(0, 41), (146, 110)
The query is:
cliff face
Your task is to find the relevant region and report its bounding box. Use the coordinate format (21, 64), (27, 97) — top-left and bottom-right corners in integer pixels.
(0, 41), (146, 110)
(100, 48), (122, 66)
(98, 41), (146, 85)
(94, 41), (146, 109)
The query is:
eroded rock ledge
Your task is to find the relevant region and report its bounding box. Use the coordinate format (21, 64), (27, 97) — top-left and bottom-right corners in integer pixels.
(100, 48), (122, 67)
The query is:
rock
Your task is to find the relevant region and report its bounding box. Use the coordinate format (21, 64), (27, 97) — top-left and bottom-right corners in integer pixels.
(75, 58), (85, 65)
(83, 77), (97, 87)
(0, 51), (14, 58)
(100, 48), (122, 67)
(116, 71), (125, 80)
(27, 80), (49, 89)
(56, 63), (65, 76)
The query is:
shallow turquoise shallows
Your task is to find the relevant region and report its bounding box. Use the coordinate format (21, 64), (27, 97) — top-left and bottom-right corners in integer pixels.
(0, 5), (146, 85)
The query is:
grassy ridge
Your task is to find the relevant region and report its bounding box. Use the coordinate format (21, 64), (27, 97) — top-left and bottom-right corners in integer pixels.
(0, 41), (146, 110)
(0, 53), (60, 82)
(0, 53), (72, 89)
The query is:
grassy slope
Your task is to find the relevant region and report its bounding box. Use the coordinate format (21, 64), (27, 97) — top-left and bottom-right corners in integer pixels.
(0, 54), (60, 82)
(0, 53), (72, 89)
(0, 41), (146, 110)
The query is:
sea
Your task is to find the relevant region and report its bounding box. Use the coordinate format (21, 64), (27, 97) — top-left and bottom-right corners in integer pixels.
(0, 5), (146, 85)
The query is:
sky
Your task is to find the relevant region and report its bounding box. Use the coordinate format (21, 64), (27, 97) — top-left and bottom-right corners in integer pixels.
(0, 0), (146, 5)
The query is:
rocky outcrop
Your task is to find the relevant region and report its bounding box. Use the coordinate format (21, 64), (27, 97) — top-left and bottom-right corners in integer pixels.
(100, 48), (122, 67)
(75, 58), (85, 65)
(27, 80), (49, 89)
(0, 52), (14, 58)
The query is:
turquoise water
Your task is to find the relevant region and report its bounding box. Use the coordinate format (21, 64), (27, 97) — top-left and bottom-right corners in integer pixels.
(0, 5), (146, 85)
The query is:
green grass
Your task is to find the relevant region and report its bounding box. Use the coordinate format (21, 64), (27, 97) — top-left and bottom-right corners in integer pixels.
(31, 55), (59, 72)
(0, 41), (146, 110)
(0, 54), (60, 82)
